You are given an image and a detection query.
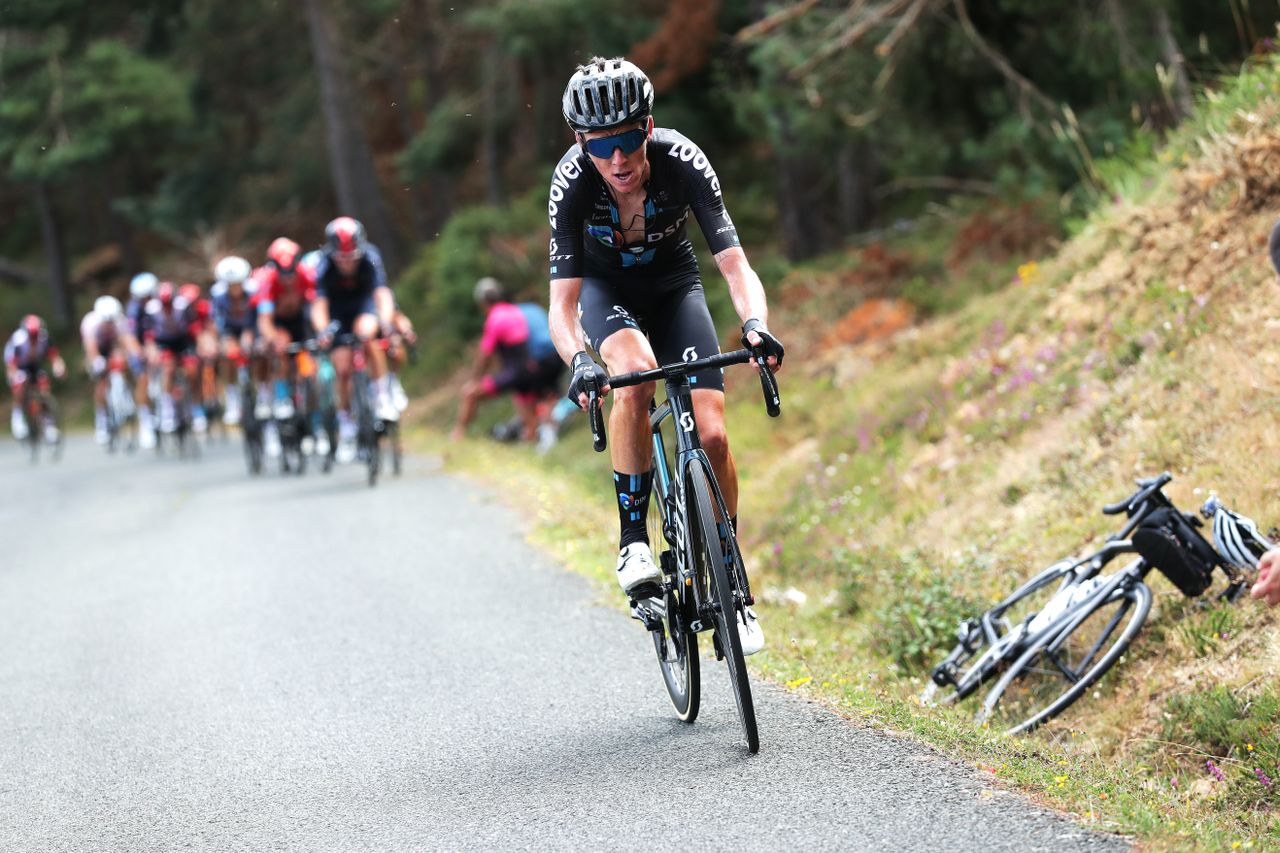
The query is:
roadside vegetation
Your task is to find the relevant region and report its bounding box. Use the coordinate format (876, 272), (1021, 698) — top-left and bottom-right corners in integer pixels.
(429, 53), (1280, 847)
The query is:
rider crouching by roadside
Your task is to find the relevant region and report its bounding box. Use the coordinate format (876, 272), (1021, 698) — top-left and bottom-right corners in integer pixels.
(452, 277), (565, 445)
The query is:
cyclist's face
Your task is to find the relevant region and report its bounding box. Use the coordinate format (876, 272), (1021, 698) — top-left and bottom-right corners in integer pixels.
(581, 118), (649, 194)
(335, 255), (359, 276)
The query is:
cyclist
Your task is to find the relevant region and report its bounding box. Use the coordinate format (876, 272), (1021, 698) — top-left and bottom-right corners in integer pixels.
(144, 281), (202, 435)
(126, 272), (159, 448)
(80, 296), (136, 444)
(1270, 219), (1280, 283)
(211, 255), (258, 425)
(452, 277), (565, 445)
(311, 216), (399, 463)
(547, 58), (784, 654)
(5, 314), (66, 442)
(182, 282), (214, 433)
(253, 237), (317, 458)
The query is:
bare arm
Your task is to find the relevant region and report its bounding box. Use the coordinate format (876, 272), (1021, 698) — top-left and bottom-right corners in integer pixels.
(714, 246), (768, 328)
(374, 287), (395, 328)
(714, 246), (780, 372)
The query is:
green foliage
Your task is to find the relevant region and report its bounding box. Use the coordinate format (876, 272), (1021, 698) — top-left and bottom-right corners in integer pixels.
(1162, 685), (1280, 808)
(398, 96), (481, 178)
(399, 191), (547, 357)
(867, 548), (985, 670)
(0, 36), (193, 181)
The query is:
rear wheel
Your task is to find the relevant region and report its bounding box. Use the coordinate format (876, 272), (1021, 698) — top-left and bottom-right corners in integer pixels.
(977, 580), (1152, 734)
(389, 422), (402, 476)
(650, 575), (700, 722)
(689, 463), (757, 753)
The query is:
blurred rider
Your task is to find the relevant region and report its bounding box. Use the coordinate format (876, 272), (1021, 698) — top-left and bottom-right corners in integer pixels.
(5, 314), (66, 441)
(126, 272), (159, 448)
(80, 295), (136, 444)
(311, 216), (398, 463)
(144, 282), (201, 434)
(211, 255), (257, 425)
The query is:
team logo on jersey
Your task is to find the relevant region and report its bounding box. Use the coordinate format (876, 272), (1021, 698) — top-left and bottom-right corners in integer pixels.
(587, 225), (619, 247)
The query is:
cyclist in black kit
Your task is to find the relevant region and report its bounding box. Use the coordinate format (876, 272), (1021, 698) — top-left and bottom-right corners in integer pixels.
(546, 57), (784, 655)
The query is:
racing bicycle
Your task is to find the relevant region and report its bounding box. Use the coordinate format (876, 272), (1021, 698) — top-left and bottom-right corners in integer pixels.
(585, 346), (781, 754)
(923, 473), (1271, 735)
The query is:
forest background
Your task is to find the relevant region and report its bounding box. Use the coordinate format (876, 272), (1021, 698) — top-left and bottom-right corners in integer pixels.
(1, 0), (1273, 342)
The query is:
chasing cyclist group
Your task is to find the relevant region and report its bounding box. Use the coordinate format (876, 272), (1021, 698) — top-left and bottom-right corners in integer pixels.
(5, 216), (415, 466)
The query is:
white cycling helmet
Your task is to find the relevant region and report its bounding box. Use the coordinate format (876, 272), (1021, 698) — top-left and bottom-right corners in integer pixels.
(1209, 500), (1268, 571)
(94, 295), (123, 320)
(130, 272), (158, 300)
(214, 255), (252, 286)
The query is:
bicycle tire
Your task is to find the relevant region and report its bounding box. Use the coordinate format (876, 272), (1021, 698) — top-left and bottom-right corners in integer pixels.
(922, 558), (1079, 707)
(390, 422), (402, 476)
(652, 582), (701, 722)
(44, 394), (64, 461)
(688, 463), (758, 753)
(977, 579), (1151, 735)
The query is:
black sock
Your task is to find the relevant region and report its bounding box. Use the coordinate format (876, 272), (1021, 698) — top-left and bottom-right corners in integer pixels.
(615, 470), (653, 549)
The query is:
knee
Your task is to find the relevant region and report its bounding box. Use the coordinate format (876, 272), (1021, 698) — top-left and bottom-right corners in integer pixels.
(700, 420), (729, 462)
(613, 380), (656, 412)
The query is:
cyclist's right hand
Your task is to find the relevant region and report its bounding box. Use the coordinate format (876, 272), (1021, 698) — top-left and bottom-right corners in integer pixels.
(90, 355), (107, 378)
(567, 351), (608, 410)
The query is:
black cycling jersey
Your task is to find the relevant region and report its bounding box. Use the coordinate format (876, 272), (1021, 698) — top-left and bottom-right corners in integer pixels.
(547, 127), (741, 283)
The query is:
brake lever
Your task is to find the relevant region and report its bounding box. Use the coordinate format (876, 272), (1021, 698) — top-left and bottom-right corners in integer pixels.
(752, 347), (781, 418)
(587, 383), (606, 452)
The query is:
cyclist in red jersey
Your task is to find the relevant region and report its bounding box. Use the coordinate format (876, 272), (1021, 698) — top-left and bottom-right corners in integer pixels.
(252, 237), (317, 420)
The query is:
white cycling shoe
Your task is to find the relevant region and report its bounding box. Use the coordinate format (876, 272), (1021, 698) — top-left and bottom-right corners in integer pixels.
(616, 542), (662, 595)
(737, 607), (765, 656)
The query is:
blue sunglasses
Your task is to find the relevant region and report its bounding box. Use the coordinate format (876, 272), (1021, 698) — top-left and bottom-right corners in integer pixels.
(581, 127), (647, 159)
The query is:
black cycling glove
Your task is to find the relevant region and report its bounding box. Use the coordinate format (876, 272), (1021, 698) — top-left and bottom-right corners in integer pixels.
(566, 351), (608, 409)
(741, 318), (785, 367)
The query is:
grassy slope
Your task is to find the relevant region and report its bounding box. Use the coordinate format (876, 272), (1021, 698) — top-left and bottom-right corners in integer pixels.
(425, 57), (1280, 848)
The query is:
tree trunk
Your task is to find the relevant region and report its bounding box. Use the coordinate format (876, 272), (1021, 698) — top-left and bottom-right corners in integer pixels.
(33, 180), (74, 329)
(481, 39), (506, 206)
(836, 137), (876, 235)
(303, 0), (403, 274)
(1154, 6), (1193, 124)
(386, 17), (432, 242)
(415, 0), (453, 238)
(771, 110), (822, 261)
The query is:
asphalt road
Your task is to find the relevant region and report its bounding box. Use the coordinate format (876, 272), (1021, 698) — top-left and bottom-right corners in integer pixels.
(0, 436), (1129, 851)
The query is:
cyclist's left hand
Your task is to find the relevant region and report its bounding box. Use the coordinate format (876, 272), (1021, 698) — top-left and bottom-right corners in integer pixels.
(741, 319), (784, 373)
(1253, 549), (1280, 607)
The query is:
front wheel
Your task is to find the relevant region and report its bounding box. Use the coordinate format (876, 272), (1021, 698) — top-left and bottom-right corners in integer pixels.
(689, 463), (758, 753)
(977, 580), (1152, 735)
